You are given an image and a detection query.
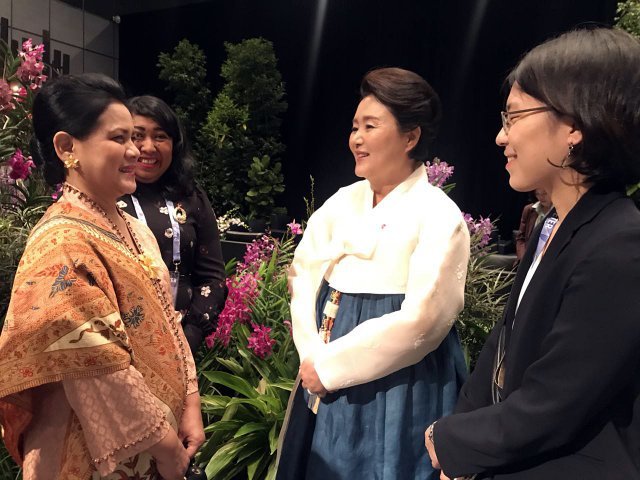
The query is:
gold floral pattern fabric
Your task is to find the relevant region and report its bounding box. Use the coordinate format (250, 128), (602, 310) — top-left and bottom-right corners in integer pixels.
(0, 192), (194, 478)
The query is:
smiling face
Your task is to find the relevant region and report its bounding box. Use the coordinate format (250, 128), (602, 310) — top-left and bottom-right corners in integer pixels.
(495, 84), (580, 193)
(349, 95), (418, 187)
(65, 102), (140, 204)
(131, 114), (174, 184)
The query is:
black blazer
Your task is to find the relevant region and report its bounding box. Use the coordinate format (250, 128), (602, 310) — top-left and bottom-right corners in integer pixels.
(435, 189), (640, 479)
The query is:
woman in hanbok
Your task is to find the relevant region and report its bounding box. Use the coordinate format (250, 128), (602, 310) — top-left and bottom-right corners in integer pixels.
(0, 73), (203, 479)
(277, 67), (470, 480)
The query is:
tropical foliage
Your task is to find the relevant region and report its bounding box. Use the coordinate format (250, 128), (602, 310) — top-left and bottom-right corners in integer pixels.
(158, 37), (288, 220)
(195, 229), (300, 479)
(157, 39), (212, 143)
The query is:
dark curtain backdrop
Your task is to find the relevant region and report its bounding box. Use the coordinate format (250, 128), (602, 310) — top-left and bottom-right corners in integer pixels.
(120, 0), (616, 238)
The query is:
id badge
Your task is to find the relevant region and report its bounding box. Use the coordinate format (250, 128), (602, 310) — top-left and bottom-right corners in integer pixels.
(169, 269), (179, 307)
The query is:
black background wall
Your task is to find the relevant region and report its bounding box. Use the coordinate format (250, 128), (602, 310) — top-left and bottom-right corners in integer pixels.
(120, 0), (617, 238)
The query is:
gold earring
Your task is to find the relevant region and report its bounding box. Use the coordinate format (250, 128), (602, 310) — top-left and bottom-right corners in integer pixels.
(63, 153), (79, 169)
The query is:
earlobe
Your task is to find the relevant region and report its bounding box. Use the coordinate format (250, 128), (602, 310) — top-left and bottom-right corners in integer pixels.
(568, 125), (583, 148)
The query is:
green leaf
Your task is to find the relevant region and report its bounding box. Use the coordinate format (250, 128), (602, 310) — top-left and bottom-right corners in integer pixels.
(202, 370), (259, 398)
(204, 419), (244, 434)
(237, 345), (277, 381)
(247, 453), (264, 480)
(227, 397), (270, 417)
(268, 421), (279, 454)
(204, 439), (243, 478)
(215, 357), (245, 376)
(200, 395), (232, 414)
(205, 433), (263, 480)
(265, 455), (279, 480)
(234, 422), (269, 438)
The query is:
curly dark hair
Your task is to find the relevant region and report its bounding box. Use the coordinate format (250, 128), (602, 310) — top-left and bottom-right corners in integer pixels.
(127, 95), (196, 199)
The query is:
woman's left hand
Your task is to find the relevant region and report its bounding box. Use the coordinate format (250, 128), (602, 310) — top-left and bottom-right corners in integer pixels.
(300, 358), (327, 396)
(179, 392), (205, 458)
(425, 424), (441, 469)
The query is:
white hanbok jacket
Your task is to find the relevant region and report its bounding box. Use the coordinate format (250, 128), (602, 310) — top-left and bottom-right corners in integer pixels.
(289, 166), (470, 391)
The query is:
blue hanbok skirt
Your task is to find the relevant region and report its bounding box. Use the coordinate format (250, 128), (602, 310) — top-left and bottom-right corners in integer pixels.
(277, 281), (467, 480)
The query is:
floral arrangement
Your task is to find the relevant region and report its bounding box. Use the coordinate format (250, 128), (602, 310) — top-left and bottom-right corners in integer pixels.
(216, 207), (248, 238)
(0, 38), (52, 322)
(0, 38), (51, 479)
(196, 224), (300, 480)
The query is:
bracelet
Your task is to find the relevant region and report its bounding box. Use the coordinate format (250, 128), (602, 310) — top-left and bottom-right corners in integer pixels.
(428, 421), (437, 446)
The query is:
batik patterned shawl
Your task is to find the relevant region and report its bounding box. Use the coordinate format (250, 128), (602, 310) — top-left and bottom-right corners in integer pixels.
(0, 192), (190, 478)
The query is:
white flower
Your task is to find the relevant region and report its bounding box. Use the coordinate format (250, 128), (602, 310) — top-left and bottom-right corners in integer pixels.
(216, 208), (247, 236)
(200, 286), (211, 297)
(159, 206), (169, 214)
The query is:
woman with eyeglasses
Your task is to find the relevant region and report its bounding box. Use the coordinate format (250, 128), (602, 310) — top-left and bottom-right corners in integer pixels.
(119, 96), (227, 355)
(425, 27), (640, 479)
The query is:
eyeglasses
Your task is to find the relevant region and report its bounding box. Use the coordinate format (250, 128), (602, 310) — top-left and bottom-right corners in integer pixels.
(500, 106), (551, 133)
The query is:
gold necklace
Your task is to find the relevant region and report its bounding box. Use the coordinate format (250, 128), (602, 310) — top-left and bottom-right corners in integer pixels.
(63, 183), (139, 252)
(62, 182), (191, 407)
(63, 184), (162, 278)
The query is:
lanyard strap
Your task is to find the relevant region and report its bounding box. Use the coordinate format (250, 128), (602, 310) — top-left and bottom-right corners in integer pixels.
(533, 215), (558, 262)
(130, 194), (147, 224)
(131, 195), (181, 268)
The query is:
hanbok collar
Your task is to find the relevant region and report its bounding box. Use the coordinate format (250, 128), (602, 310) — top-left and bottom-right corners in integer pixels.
(364, 164), (427, 211)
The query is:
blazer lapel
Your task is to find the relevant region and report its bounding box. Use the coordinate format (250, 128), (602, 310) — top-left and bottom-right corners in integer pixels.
(539, 189), (625, 264)
(505, 189), (625, 343)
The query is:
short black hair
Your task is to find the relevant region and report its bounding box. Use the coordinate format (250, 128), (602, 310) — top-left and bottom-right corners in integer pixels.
(508, 27), (640, 190)
(31, 73), (127, 187)
(360, 67), (441, 162)
(127, 95), (195, 199)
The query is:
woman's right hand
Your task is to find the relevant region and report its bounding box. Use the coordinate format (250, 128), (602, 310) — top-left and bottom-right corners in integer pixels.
(149, 429), (190, 480)
(300, 358), (328, 396)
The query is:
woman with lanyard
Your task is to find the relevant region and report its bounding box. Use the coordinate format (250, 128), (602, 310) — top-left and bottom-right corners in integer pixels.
(425, 27), (640, 479)
(119, 95), (227, 355)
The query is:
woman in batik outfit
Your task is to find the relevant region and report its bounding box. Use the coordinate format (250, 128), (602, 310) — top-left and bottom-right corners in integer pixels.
(0, 74), (203, 480)
(277, 68), (470, 480)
